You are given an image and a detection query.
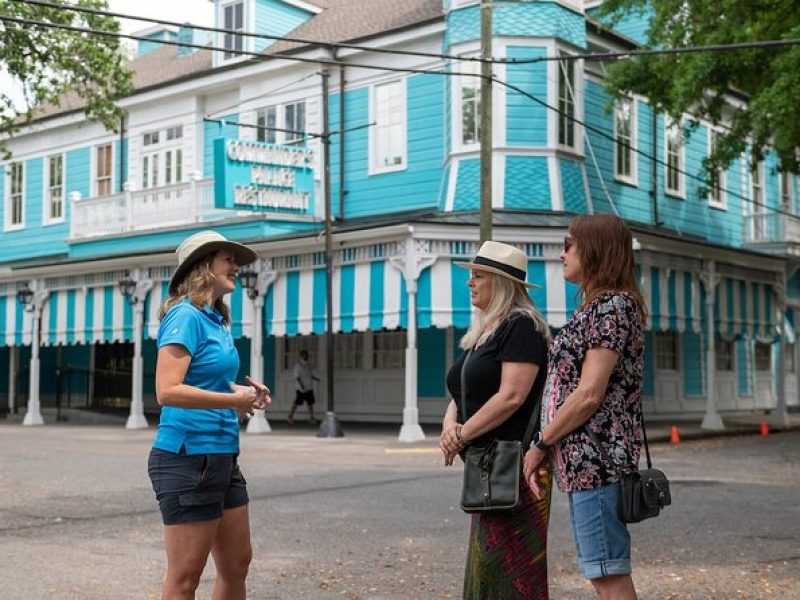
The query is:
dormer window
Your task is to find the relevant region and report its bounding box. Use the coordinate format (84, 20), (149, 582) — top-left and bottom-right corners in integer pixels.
(223, 2), (244, 59)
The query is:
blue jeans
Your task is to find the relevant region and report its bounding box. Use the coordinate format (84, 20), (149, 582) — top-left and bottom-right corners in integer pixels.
(568, 482), (632, 579)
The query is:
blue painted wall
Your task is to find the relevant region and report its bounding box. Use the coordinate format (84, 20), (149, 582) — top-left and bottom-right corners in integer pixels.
(329, 74), (445, 219)
(254, 0), (312, 51)
(445, 2), (586, 49)
(418, 327), (446, 397)
(453, 159), (480, 210)
(586, 5), (653, 46)
(561, 158), (587, 213)
(682, 332), (703, 395)
(504, 157), (550, 209)
(138, 30), (178, 57)
(506, 46), (548, 146)
(204, 115), (240, 178)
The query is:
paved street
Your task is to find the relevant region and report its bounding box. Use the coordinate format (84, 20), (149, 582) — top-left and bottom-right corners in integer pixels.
(0, 422), (798, 599)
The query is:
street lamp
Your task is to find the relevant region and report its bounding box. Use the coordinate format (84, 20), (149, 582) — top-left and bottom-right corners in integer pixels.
(239, 262), (275, 434)
(118, 270), (153, 430)
(17, 281), (48, 426)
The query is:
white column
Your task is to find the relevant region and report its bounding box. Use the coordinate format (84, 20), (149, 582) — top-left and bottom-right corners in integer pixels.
(127, 276), (153, 429)
(23, 287), (49, 426)
(8, 345), (17, 414)
(391, 233), (436, 443)
(247, 265), (276, 434)
(700, 262), (724, 430)
(773, 284), (790, 429)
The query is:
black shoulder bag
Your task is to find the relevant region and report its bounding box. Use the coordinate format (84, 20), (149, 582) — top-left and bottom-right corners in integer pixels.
(459, 351), (541, 513)
(586, 412), (672, 523)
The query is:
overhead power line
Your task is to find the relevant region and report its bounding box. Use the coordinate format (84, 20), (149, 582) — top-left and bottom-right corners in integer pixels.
(2, 11), (797, 223)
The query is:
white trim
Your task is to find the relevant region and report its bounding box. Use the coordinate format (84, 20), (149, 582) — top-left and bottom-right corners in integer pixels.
(216, 0), (251, 67)
(779, 169), (796, 213)
(368, 78), (408, 175)
(612, 97), (638, 186)
(554, 48), (583, 156)
(282, 0), (323, 14)
(92, 142), (116, 198)
(549, 155), (563, 211)
(445, 159), (459, 212)
(451, 46), (481, 154)
(42, 152), (66, 226)
(706, 127), (727, 211)
(493, 153), (505, 209)
(664, 118), (686, 199)
(4, 161), (25, 231)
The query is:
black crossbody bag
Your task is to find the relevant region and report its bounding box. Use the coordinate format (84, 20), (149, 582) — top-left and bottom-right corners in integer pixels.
(459, 350), (541, 513)
(585, 412), (671, 523)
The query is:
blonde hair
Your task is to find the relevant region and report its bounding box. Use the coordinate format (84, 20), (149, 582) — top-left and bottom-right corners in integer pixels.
(159, 253), (231, 325)
(460, 272), (550, 349)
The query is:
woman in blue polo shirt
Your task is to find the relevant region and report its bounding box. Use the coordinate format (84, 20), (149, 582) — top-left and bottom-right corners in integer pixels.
(148, 230), (270, 600)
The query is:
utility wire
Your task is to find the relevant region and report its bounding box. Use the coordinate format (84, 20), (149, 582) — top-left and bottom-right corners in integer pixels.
(3, 11), (797, 221)
(10, 0), (800, 65)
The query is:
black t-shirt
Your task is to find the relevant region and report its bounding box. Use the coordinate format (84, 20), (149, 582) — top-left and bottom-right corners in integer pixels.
(446, 315), (548, 448)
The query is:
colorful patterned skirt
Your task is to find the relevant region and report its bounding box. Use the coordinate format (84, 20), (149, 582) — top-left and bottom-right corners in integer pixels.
(463, 470), (552, 600)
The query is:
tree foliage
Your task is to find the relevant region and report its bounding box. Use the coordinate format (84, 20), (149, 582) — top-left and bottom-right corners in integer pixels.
(597, 0), (800, 173)
(0, 0), (133, 157)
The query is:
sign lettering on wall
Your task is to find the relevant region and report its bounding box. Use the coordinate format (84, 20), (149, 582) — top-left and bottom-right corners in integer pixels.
(213, 138), (315, 212)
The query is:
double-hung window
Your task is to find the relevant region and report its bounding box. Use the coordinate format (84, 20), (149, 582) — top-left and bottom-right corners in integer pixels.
(372, 330), (406, 369)
(141, 126), (183, 189)
(707, 129), (726, 209)
(654, 332), (679, 371)
(223, 2), (244, 59)
(256, 106), (277, 144)
(715, 339), (734, 371)
(95, 143), (113, 196)
(755, 341), (771, 371)
(779, 170), (794, 212)
(284, 101), (306, 145)
(460, 60), (481, 147)
(558, 55), (576, 149)
(613, 97), (636, 183)
(372, 80), (406, 172)
(46, 154), (64, 222)
(7, 161), (24, 228)
(665, 121), (684, 197)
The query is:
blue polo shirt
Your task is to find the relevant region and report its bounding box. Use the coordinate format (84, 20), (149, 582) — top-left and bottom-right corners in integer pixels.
(152, 299), (241, 455)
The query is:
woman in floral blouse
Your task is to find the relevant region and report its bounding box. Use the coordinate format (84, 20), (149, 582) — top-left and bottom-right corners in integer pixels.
(523, 214), (647, 600)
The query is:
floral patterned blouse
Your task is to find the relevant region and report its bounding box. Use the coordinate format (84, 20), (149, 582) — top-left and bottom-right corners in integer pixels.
(541, 292), (645, 493)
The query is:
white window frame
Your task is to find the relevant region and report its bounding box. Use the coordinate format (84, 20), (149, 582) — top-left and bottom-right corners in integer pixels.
(751, 159), (764, 213)
(779, 169), (795, 213)
(43, 153), (65, 225)
(557, 53), (578, 151)
(454, 57), (481, 152)
(333, 332), (364, 370)
(715, 338), (734, 372)
(283, 101), (306, 145)
(256, 105), (278, 144)
(654, 331), (679, 371)
(369, 78), (407, 175)
(5, 161), (25, 231)
(94, 143), (114, 197)
(664, 120), (685, 198)
(613, 97), (637, 185)
(222, 1), (245, 60)
(372, 330), (407, 369)
(706, 128), (727, 210)
(754, 341), (772, 372)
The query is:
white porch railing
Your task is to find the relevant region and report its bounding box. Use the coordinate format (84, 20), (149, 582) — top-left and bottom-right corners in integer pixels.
(69, 176), (244, 240)
(742, 212), (800, 245)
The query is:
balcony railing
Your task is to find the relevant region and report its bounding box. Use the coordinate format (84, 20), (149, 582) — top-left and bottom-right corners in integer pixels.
(69, 177), (244, 240)
(742, 212), (800, 246)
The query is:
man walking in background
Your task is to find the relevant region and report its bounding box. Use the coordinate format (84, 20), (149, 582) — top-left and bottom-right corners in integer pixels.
(287, 349), (319, 424)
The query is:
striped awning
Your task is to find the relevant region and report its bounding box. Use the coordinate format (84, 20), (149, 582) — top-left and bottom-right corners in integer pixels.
(641, 266), (702, 333)
(713, 277), (777, 340)
(0, 293), (32, 346)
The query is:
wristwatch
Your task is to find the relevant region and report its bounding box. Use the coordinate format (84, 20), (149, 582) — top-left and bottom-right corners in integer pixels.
(531, 431), (549, 451)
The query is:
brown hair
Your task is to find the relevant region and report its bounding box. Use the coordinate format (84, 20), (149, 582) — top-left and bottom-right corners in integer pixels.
(569, 214), (648, 320)
(159, 253), (232, 324)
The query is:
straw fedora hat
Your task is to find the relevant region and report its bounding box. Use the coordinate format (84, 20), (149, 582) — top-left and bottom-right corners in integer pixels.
(455, 240), (538, 288)
(169, 231), (258, 294)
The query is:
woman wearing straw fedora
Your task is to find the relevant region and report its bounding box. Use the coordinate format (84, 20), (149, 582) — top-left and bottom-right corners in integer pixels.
(440, 240), (552, 599)
(147, 230), (270, 600)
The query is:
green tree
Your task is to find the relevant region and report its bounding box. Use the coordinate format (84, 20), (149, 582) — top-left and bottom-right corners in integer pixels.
(0, 0), (132, 157)
(597, 0), (800, 173)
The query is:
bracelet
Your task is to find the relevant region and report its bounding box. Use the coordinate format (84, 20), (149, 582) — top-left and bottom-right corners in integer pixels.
(455, 424), (465, 444)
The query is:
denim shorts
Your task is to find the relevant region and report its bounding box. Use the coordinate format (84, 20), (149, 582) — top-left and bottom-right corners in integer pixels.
(147, 448), (249, 526)
(568, 482), (632, 580)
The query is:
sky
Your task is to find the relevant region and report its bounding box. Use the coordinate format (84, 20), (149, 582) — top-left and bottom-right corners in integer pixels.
(1, 0), (216, 110)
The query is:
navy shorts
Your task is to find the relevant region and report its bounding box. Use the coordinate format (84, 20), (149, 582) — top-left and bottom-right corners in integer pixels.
(148, 448), (249, 526)
(294, 389), (315, 406)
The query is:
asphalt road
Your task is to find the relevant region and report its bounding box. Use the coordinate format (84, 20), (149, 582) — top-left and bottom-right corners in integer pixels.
(0, 423), (798, 599)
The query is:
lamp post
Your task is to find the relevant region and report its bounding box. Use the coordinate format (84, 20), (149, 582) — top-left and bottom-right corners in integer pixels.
(18, 281), (49, 426)
(119, 270), (153, 430)
(239, 262), (275, 434)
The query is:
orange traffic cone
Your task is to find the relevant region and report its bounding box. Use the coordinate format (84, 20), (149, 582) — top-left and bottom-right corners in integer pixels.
(760, 420), (769, 436)
(669, 425), (680, 444)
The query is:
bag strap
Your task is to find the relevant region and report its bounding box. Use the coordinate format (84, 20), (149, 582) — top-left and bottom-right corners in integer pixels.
(584, 404), (652, 470)
(459, 349), (541, 448)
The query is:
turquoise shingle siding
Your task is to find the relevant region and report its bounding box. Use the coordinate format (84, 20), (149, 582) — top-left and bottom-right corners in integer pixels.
(504, 157), (550, 209)
(453, 158), (480, 210)
(506, 46), (548, 146)
(446, 2), (586, 49)
(561, 159), (587, 213)
(255, 0), (312, 51)
(587, 5), (653, 46)
(330, 75), (445, 219)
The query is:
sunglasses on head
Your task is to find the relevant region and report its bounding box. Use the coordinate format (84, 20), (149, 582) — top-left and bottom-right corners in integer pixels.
(564, 236), (575, 253)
